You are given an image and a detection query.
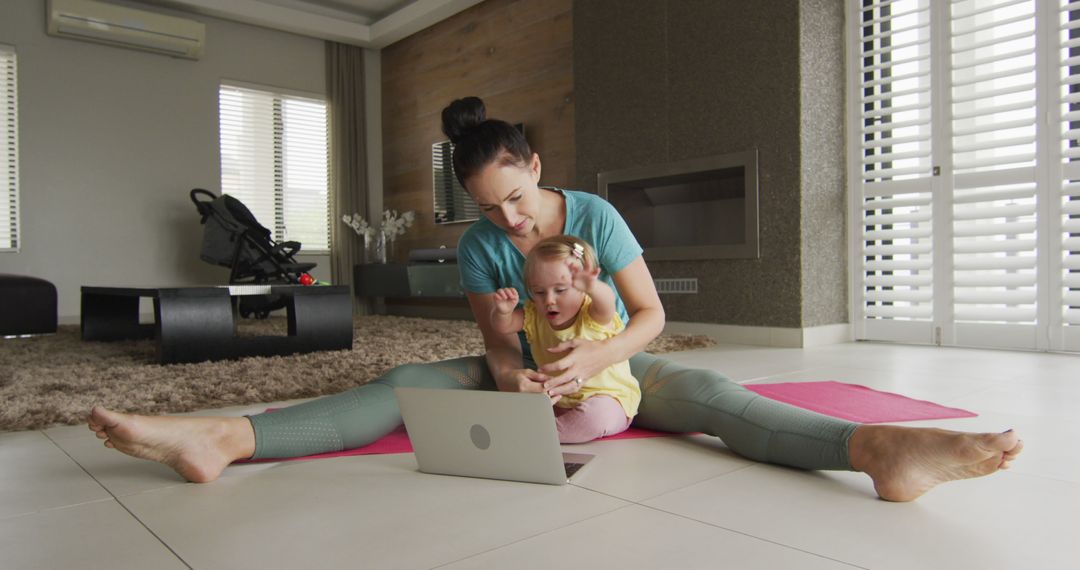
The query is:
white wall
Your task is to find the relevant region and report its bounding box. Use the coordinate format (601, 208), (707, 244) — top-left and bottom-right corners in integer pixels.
(0, 0), (331, 322)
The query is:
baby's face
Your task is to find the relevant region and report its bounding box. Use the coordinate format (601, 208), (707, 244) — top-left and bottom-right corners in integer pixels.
(527, 258), (585, 330)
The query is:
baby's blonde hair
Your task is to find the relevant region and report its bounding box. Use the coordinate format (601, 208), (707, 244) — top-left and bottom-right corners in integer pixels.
(523, 235), (598, 291)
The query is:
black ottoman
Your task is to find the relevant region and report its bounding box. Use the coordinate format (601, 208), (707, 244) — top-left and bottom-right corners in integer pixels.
(0, 274), (58, 335)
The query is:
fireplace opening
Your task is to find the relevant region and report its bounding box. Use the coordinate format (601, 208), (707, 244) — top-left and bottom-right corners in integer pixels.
(598, 150), (759, 261)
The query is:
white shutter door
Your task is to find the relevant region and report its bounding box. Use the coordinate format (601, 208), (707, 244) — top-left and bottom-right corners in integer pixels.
(1059, 1), (1080, 350)
(219, 85), (277, 233)
(0, 47), (16, 252)
(281, 97), (329, 251)
(949, 0), (1040, 349)
(856, 0), (937, 343)
(850, 0), (1080, 353)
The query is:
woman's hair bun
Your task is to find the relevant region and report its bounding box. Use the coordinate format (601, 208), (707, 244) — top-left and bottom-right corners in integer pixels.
(439, 96), (532, 187)
(441, 96), (486, 144)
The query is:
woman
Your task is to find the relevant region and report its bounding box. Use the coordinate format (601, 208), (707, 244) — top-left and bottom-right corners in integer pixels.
(89, 97), (1022, 501)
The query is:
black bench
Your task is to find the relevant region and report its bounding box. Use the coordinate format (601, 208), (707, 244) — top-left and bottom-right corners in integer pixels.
(0, 274), (57, 336)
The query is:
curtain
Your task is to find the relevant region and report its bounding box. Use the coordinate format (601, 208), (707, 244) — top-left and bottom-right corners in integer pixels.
(326, 41), (368, 312)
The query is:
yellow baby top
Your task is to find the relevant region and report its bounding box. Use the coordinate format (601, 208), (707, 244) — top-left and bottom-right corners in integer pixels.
(522, 294), (640, 418)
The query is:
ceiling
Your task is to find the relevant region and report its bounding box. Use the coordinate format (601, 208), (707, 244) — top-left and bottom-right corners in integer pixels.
(140, 0), (484, 48)
(263, 0), (416, 25)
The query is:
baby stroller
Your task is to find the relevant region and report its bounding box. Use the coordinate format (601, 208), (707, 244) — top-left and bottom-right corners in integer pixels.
(190, 188), (317, 318)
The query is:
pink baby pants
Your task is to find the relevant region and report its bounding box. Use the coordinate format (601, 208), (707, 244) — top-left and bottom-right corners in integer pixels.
(554, 395), (632, 443)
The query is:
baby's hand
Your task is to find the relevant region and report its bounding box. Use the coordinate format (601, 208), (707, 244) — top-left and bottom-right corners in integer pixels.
(568, 259), (600, 292)
(492, 287), (520, 315)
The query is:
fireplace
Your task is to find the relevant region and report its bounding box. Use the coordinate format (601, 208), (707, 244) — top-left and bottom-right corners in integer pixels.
(598, 150), (760, 261)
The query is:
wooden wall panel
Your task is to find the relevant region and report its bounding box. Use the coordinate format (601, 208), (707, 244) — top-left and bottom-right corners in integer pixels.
(381, 0), (574, 262)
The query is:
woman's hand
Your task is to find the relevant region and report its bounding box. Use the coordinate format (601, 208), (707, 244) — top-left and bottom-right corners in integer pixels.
(498, 368), (561, 403)
(538, 337), (612, 398)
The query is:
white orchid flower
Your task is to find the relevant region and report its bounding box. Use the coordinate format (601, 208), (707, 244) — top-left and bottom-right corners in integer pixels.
(341, 212), (376, 240)
(372, 209), (417, 242)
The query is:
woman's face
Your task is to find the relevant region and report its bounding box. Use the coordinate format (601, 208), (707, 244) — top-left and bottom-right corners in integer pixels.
(527, 257), (585, 330)
(466, 153), (542, 238)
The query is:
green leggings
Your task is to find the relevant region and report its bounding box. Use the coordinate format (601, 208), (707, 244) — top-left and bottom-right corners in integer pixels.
(248, 353), (859, 471)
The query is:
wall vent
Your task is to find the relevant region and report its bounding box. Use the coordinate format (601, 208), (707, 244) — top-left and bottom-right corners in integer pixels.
(654, 278), (698, 294)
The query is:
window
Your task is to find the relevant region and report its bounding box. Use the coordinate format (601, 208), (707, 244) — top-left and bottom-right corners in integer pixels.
(432, 140), (480, 224)
(0, 46), (17, 252)
(849, 0), (1079, 352)
(218, 83), (330, 252)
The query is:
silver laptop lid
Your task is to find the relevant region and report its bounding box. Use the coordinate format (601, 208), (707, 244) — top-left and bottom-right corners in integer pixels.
(395, 387), (590, 486)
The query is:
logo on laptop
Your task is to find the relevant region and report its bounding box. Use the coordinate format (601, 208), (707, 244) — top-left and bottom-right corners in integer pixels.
(469, 424), (491, 450)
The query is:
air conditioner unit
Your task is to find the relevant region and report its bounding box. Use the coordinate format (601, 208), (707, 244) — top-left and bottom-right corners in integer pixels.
(46, 0), (205, 60)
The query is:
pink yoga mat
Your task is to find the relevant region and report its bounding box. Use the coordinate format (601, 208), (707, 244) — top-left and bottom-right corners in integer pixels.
(237, 381), (975, 464)
(238, 425), (675, 464)
(744, 381), (976, 424)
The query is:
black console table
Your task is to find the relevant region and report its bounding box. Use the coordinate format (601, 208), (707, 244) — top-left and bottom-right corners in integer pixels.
(353, 263), (464, 299)
(81, 285), (353, 364)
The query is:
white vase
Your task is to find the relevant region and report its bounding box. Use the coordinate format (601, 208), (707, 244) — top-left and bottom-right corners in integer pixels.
(374, 230), (387, 264)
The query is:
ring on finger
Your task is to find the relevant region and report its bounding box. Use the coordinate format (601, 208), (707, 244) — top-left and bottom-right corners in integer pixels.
(573, 376), (583, 386)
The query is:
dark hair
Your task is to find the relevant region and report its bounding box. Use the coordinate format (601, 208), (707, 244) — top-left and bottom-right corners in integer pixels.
(440, 97), (532, 188)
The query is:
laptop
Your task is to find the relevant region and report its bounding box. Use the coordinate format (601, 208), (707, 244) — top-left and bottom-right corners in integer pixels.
(394, 387), (595, 485)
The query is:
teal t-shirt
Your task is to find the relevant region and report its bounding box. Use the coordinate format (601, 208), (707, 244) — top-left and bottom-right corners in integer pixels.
(457, 188), (643, 364)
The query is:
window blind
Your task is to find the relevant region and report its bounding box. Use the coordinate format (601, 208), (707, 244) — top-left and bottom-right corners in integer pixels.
(1060, 1), (1080, 345)
(281, 97), (329, 250)
(858, 0), (936, 338)
(950, 0), (1039, 330)
(0, 46), (17, 252)
(218, 84), (329, 252)
(432, 140), (480, 224)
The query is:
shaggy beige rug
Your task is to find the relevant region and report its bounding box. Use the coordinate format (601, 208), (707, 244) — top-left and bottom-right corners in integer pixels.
(0, 315), (716, 431)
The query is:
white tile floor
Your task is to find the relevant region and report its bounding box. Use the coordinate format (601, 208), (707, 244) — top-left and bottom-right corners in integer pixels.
(4, 341), (1078, 569)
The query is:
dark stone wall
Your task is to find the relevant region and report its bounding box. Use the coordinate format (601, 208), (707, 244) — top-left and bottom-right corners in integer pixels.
(575, 0), (812, 327)
(799, 0), (848, 327)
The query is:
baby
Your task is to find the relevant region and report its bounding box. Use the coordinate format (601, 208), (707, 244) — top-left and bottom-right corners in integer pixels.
(490, 235), (640, 443)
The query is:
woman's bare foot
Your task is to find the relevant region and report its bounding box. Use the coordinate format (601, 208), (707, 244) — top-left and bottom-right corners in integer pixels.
(87, 407), (255, 483)
(849, 425), (1023, 502)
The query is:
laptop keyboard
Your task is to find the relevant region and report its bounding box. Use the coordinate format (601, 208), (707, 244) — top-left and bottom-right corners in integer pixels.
(564, 462), (586, 479)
